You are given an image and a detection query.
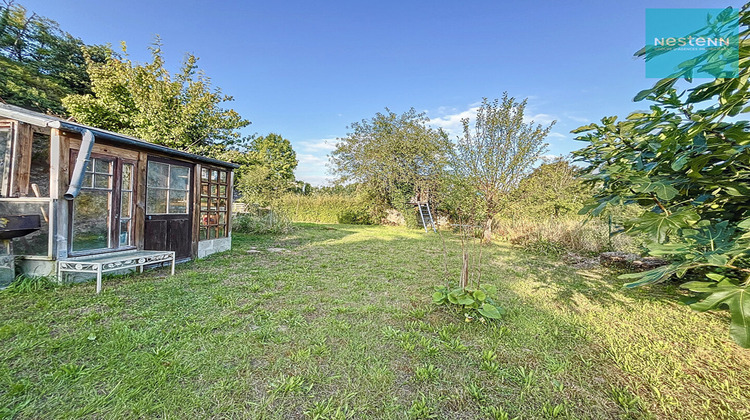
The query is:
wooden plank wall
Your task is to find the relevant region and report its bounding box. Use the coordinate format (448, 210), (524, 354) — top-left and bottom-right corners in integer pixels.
(134, 152), (147, 250)
(10, 122), (33, 197)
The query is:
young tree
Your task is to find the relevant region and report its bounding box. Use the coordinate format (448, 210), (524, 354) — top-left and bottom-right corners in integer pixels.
(453, 93), (554, 240)
(63, 40), (249, 155)
(330, 108), (451, 222)
(574, 6), (750, 347)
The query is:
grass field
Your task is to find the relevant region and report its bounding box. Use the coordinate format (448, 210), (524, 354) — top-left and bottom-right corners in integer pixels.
(1, 224), (749, 419)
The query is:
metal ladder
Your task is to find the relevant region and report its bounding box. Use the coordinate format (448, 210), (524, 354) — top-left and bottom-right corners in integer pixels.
(418, 202), (436, 233)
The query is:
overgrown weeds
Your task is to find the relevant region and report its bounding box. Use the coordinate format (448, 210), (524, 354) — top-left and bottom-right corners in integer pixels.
(232, 209), (294, 234)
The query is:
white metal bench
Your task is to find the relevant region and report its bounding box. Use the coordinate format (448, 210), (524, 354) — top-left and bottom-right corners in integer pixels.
(57, 250), (176, 294)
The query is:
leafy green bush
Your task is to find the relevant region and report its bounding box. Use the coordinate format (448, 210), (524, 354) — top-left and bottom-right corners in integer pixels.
(432, 284), (505, 322)
(574, 6), (750, 347)
(232, 210), (293, 234)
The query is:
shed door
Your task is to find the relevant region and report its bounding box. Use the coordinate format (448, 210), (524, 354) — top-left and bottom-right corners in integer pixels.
(143, 158), (193, 260)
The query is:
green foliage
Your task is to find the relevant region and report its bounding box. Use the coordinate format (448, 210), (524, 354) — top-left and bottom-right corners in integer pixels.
(231, 209), (293, 234)
(499, 157), (590, 220)
(330, 108), (451, 217)
(574, 5), (750, 347)
(234, 133), (298, 206)
(452, 93), (554, 238)
(3, 273), (55, 294)
(63, 40), (249, 155)
(432, 284), (505, 322)
(273, 192), (376, 225)
(0, 1), (107, 113)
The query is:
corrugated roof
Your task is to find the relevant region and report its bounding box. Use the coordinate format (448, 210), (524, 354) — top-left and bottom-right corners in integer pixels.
(0, 103), (239, 169)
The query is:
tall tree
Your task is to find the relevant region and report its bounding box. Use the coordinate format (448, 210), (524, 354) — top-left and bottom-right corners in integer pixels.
(330, 108), (451, 220)
(233, 133), (298, 206)
(63, 40), (249, 155)
(0, 0), (106, 113)
(453, 93), (554, 240)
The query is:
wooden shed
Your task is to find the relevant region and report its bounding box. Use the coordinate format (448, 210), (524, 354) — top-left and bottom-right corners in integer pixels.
(0, 104), (236, 282)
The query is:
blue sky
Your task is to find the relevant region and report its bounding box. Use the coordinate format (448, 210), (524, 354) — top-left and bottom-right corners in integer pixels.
(22, 0), (743, 185)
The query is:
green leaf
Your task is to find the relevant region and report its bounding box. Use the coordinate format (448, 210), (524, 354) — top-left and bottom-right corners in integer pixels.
(481, 284), (497, 296)
(620, 264), (679, 288)
(688, 286), (750, 348)
(473, 290), (487, 302)
(630, 210), (699, 242)
(432, 292), (447, 304)
(477, 303), (504, 319)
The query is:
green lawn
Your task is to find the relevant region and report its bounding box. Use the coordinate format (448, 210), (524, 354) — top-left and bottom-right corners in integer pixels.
(1, 224), (749, 419)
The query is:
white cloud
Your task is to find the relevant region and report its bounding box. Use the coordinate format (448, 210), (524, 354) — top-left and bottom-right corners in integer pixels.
(427, 106), (480, 137)
(523, 113), (557, 125)
(547, 132), (567, 139)
(428, 103), (558, 137)
(564, 114), (590, 123)
(298, 138), (339, 153)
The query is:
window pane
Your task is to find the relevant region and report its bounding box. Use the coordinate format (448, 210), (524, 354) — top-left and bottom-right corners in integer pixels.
(200, 197), (208, 211)
(29, 132), (50, 197)
(218, 212), (226, 225)
(219, 185), (226, 197)
(146, 188), (167, 214)
(73, 189), (110, 251)
(218, 199), (226, 211)
(120, 191), (132, 217)
(119, 219), (130, 246)
(94, 158), (111, 174)
(218, 226), (225, 237)
(199, 228), (207, 240)
(168, 189), (188, 214)
(201, 168), (209, 181)
(122, 164), (133, 190)
(170, 166), (190, 191)
(209, 198), (217, 210)
(208, 212), (217, 225)
(210, 184), (217, 196)
(201, 183), (209, 196)
(94, 174), (111, 189)
(211, 170), (218, 181)
(200, 212), (208, 227)
(219, 171), (227, 183)
(147, 162), (169, 187)
(83, 173), (93, 188)
(209, 227), (216, 239)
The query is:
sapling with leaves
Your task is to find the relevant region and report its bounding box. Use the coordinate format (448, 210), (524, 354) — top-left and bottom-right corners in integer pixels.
(574, 5), (750, 347)
(432, 189), (505, 322)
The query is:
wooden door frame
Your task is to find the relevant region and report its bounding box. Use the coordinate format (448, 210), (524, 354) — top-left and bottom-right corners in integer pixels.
(144, 156), (194, 259)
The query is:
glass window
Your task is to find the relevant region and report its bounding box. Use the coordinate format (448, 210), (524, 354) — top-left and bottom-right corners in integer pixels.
(119, 163), (134, 246)
(0, 129), (10, 195)
(199, 166), (230, 239)
(146, 161), (190, 215)
(29, 132), (50, 197)
(72, 157), (114, 252)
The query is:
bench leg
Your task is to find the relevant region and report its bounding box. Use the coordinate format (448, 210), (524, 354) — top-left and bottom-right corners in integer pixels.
(96, 265), (102, 294)
(171, 255), (175, 276)
(139, 265), (143, 274)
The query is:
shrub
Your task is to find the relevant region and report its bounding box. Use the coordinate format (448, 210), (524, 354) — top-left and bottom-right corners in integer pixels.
(232, 210), (293, 234)
(273, 193), (376, 225)
(495, 217), (642, 256)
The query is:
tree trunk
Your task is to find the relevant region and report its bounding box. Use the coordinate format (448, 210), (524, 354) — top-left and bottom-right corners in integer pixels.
(483, 217), (493, 243)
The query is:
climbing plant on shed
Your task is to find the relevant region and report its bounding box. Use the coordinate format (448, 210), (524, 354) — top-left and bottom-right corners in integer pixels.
(574, 5), (750, 347)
